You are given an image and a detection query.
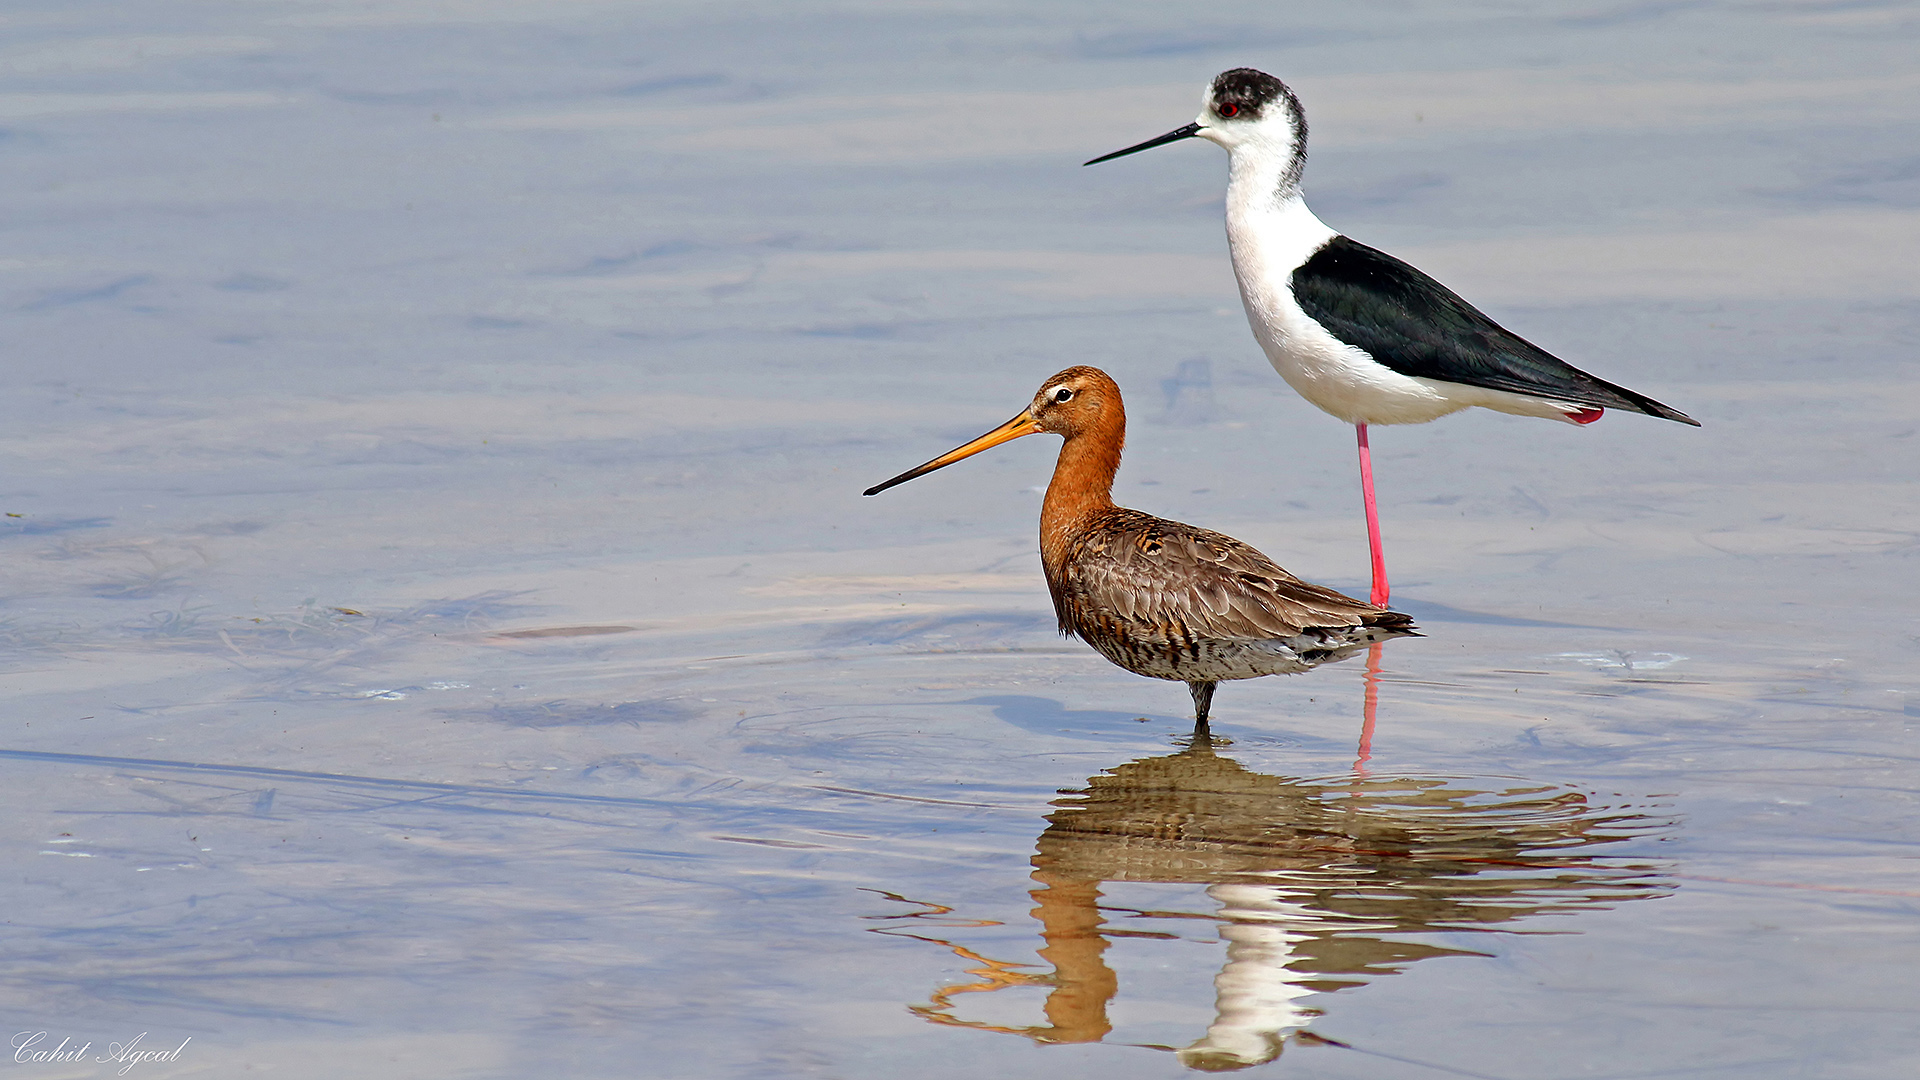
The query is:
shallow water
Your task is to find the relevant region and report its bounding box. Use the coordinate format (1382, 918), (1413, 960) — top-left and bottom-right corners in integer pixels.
(3, 1), (1918, 1077)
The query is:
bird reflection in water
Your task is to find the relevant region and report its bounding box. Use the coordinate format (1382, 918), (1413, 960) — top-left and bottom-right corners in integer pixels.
(872, 740), (1672, 1071)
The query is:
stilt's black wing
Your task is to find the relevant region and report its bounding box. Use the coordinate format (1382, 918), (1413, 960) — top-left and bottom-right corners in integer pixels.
(1290, 236), (1698, 425)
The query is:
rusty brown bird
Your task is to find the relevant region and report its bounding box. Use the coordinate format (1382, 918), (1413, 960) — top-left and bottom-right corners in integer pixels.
(864, 366), (1417, 728)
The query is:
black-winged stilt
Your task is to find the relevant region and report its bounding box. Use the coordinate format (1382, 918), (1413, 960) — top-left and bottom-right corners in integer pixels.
(1087, 68), (1699, 606)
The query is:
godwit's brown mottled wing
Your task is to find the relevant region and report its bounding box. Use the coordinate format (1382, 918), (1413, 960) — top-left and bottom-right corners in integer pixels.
(1049, 508), (1416, 682)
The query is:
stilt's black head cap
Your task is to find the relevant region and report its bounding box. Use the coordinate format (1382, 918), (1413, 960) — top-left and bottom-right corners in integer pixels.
(1209, 68), (1300, 124)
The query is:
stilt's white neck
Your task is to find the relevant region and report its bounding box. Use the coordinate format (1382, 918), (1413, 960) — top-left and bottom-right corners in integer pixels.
(1218, 126), (1333, 273)
(1223, 138), (1305, 217)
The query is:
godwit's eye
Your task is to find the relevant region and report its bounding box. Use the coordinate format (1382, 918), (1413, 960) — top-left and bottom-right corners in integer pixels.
(1217, 101), (1241, 118)
(1052, 387), (1074, 403)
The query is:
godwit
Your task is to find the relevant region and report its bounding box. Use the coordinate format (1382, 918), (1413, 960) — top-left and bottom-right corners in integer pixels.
(1086, 68), (1699, 606)
(864, 366), (1416, 727)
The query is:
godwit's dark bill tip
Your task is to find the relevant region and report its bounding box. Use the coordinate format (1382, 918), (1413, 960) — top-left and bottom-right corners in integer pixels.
(1083, 122), (1203, 166)
(862, 473), (915, 497)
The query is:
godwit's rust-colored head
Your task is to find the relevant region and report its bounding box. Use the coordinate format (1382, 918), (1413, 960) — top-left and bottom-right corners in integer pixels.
(862, 366), (1125, 497)
(1027, 365), (1122, 439)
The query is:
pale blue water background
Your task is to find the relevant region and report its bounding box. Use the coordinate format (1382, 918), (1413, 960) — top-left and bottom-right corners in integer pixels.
(2, 1), (1917, 1077)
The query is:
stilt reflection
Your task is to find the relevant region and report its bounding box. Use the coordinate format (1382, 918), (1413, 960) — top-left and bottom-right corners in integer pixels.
(1355, 641), (1384, 774)
(877, 738), (1673, 1070)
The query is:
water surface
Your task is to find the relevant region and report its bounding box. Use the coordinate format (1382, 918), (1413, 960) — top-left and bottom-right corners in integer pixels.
(2, 1), (1917, 1077)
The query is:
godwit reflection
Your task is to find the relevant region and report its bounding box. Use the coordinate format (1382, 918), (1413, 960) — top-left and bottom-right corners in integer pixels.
(877, 739), (1673, 1070)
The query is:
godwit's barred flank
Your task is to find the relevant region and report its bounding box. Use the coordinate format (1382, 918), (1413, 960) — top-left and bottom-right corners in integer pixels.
(1087, 68), (1699, 606)
(864, 366), (1416, 727)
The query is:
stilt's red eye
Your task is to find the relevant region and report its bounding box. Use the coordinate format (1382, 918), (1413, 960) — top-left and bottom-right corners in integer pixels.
(1217, 102), (1240, 118)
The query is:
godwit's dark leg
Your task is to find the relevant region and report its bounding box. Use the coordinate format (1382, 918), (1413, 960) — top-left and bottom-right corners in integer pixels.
(1356, 424), (1390, 607)
(1188, 681), (1217, 728)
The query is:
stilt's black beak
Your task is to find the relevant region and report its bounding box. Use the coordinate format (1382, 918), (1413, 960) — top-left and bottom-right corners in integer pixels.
(1084, 122), (1203, 166)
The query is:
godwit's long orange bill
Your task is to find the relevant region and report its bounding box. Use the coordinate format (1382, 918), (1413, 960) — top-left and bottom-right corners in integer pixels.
(862, 411), (1042, 497)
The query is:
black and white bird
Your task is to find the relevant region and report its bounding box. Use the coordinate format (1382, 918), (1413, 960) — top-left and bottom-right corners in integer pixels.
(1087, 68), (1699, 606)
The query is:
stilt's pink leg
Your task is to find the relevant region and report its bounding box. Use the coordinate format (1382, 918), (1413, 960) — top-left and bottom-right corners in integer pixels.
(1356, 424), (1389, 607)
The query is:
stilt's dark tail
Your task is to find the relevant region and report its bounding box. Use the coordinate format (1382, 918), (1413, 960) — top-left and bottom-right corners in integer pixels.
(1188, 681), (1218, 725)
(1590, 374), (1700, 427)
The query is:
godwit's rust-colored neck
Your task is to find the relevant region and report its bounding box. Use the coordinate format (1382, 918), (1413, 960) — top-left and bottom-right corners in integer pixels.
(1039, 400), (1124, 580)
